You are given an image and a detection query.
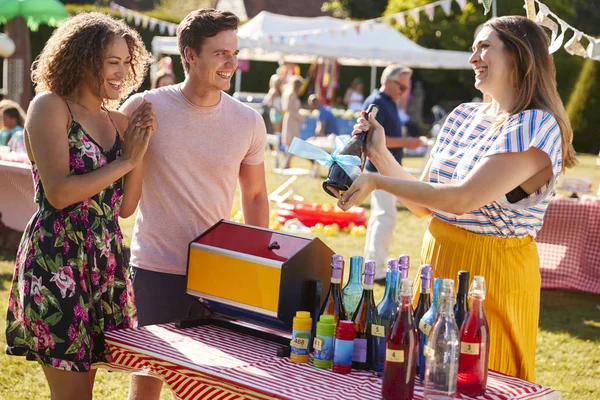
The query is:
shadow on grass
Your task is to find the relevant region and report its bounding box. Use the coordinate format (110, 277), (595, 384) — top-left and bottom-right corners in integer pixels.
(538, 289), (600, 342)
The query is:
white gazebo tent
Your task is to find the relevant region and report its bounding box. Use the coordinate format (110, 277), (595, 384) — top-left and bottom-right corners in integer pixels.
(151, 11), (473, 91)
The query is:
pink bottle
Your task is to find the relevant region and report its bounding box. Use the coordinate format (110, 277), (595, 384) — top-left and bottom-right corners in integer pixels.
(457, 276), (490, 396)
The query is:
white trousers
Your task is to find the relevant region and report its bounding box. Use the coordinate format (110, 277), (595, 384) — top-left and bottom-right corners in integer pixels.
(363, 174), (398, 279)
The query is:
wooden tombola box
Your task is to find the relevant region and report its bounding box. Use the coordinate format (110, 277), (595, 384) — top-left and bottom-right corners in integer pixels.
(186, 220), (334, 333)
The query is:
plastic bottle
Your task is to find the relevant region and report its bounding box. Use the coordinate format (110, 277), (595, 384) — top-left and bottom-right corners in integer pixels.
(332, 320), (356, 374)
(290, 311), (312, 364)
(313, 314), (336, 369)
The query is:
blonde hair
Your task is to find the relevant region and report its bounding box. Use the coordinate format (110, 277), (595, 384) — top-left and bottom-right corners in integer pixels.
(485, 16), (576, 169)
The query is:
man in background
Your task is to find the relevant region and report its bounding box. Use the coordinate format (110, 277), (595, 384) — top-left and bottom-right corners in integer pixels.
(362, 65), (422, 280)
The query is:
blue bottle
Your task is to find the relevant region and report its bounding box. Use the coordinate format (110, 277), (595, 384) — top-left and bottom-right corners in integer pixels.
(342, 256), (364, 320)
(374, 258), (401, 374)
(418, 277), (443, 381)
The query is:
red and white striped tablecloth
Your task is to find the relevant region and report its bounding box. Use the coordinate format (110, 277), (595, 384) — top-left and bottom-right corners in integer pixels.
(536, 198), (600, 294)
(0, 160), (36, 231)
(103, 323), (560, 400)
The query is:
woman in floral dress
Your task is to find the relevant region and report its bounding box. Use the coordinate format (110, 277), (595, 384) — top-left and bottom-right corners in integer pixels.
(5, 13), (155, 399)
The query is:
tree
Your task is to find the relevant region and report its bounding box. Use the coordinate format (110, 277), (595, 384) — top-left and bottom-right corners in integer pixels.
(322, 0), (388, 19)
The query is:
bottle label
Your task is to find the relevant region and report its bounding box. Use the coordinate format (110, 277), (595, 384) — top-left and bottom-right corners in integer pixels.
(313, 337), (323, 351)
(290, 329), (310, 355)
(419, 319), (432, 335)
(363, 284), (374, 290)
(331, 277), (341, 284)
(333, 339), (353, 365)
(460, 342), (480, 355)
(352, 338), (367, 363)
(371, 324), (386, 338)
(386, 349), (404, 363)
(424, 345), (434, 359)
(314, 335), (334, 361)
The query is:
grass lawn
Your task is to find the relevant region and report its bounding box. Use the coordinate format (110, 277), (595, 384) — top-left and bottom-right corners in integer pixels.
(0, 153), (598, 399)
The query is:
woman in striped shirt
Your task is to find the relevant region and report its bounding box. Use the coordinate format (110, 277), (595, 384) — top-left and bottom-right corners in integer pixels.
(338, 16), (577, 382)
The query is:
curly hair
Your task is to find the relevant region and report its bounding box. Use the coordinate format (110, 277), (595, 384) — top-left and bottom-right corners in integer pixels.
(31, 12), (153, 109)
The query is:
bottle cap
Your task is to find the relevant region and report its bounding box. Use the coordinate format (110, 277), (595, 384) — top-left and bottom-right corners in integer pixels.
(441, 278), (454, 297)
(457, 270), (470, 294)
(319, 314), (335, 324)
(398, 254), (410, 278)
(469, 275), (486, 300)
(364, 260), (376, 276)
(293, 311), (312, 331)
(316, 314), (335, 336)
(387, 258), (399, 272)
(335, 320), (356, 340)
(331, 254), (343, 280)
(420, 264), (432, 288)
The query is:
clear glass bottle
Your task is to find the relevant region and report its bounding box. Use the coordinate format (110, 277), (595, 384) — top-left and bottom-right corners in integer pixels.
(319, 254), (347, 326)
(418, 277), (443, 381)
(457, 276), (490, 397)
(381, 278), (418, 400)
(343, 256), (364, 320)
(423, 279), (460, 399)
(351, 260), (379, 371)
(374, 258), (401, 374)
(413, 264), (432, 382)
(454, 270), (469, 330)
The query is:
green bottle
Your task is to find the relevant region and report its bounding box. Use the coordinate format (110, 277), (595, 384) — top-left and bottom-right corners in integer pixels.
(312, 314), (336, 369)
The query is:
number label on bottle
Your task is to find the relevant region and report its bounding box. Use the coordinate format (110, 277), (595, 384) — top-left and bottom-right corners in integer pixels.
(460, 342), (480, 355)
(424, 345), (434, 359)
(386, 349), (404, 363)
(371, 324), (385, 338)
(419, 319), (432, 335)
(313, 337), (324, 351)
(291, 337), (308, 349)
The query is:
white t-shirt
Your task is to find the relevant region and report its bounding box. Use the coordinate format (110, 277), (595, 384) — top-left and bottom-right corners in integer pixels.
(120, 84), (267, 275)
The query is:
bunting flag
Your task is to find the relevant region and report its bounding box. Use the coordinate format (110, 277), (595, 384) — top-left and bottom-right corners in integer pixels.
(533, 0), (599, 62)
(409, 9), (420, 25)
(441, 0), (452, 16)
(425, 5), (436, 21)
(109, 1), (178, 36)
(479, 0), (492, 15)
(394, 13), (406, 28)
(455, 0), (467, 11)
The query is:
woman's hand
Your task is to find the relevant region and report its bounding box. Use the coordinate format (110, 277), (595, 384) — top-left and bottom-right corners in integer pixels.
(121, 101), (156, 167)
(337, 173), (378, 211)
(352, 110), (386, 160)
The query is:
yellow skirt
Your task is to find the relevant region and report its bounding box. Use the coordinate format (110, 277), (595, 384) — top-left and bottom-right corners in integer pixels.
(412, 217), (540, 382)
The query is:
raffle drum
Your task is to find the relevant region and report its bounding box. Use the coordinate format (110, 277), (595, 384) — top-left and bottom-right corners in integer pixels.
(186, 220), (334, 333)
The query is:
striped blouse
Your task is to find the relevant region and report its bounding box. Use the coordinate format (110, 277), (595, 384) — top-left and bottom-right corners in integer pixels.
(428, 102), (563, 238)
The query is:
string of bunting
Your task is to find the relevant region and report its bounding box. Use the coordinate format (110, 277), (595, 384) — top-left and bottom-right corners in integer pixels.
(252, 0), (467, 45)
(532, 0), (600, 61)
(109, 1), (178, 36)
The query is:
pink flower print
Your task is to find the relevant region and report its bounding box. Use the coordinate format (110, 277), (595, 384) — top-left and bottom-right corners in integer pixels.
(32, 319), (55, 350)
(37, 227), (45, 242)
(98, 154), (107, 167)
(52, 358), (74, 371)
(67, 324), (78, 342)
(31, 276), (44, 306)
(7, 294), (16, 312)
(111, 189), (121, 209)
(81, 198), (90, 214)
(101, 229), (111, 258)
(69, 154), (85, 172)
(63, 239), (70, 254)
(85, 231), (93, 252)
(80, 135), (99, 162)
(91, 267), (99, 286)
(50, 266), (76, 298)
(119, 290), (127, 308)
(106, 253), (117, 276)
(75, 342), (87, 361)
(53, 219), (63, 235)
(107, 321), (117, 332)
(73, 303), (89, 323)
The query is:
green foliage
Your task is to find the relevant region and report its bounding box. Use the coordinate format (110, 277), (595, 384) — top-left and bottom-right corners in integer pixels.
(566, 58), (600, 153)
(322, 0), (389, 19)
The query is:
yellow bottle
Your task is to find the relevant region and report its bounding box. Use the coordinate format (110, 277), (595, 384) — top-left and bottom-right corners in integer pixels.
(290, 311), (312, 363)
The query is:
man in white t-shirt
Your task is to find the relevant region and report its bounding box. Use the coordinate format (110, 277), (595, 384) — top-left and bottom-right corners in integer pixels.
(120, 9), (269, 400)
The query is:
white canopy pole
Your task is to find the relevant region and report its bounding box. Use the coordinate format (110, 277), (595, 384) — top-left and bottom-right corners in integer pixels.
(370, 65), (377, 93)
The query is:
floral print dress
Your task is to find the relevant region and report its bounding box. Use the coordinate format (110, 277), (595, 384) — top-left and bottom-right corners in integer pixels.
(5, 105), (137, 372)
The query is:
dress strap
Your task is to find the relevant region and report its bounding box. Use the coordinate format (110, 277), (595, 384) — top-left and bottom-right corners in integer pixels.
(62, 98), (74, 119)
(102, 106), (120, 135)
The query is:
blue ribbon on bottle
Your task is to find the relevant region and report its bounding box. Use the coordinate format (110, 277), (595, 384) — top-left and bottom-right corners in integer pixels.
(288, 136), (362, 180)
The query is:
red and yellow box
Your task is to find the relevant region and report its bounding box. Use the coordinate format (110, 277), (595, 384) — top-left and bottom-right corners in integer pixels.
(186, 220), (334, 332)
